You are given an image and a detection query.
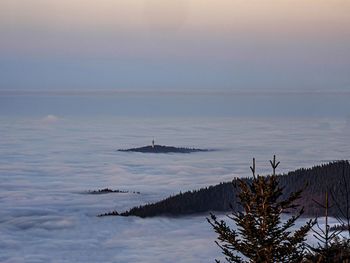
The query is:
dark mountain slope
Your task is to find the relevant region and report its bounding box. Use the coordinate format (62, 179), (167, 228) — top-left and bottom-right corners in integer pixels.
(99, 161), (350, 218)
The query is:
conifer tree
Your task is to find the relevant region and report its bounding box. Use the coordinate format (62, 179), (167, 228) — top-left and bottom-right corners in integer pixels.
(207, 156), (315, 263)
(305, 191), (348, 262)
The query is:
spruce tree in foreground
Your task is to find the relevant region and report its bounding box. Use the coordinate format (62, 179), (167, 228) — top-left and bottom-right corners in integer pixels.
(207, 156), (315, 263)
(305, 190), (350, 262)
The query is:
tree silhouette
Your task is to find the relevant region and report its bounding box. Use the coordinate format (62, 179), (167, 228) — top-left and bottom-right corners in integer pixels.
(207, 156), (315, 263)
(305, 190), (350, 262)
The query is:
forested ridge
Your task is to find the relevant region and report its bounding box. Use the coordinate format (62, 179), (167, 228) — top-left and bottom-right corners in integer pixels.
(118, 145), (211, 153)
(100, 161), (350, 218)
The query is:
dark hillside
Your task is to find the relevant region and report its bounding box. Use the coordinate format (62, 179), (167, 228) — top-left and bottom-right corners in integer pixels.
(99, 161), (350, 218)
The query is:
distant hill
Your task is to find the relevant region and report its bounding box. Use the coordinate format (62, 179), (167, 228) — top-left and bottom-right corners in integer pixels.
(99, 161), (350, 218)
(118, 144), (212, 153)
(86, 188), (140, 195)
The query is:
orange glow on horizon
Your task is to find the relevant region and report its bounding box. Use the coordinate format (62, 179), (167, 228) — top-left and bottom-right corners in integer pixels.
(0, 0), (349, 33)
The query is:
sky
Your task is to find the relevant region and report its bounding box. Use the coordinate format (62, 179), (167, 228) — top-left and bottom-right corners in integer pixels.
(0, 0), (349, 92)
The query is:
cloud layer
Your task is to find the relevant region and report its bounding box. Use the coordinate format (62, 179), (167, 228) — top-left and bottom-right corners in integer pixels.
(1, 113), (350, 262)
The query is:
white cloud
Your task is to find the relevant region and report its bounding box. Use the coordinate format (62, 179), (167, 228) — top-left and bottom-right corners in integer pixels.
(41, 115), (60, 124)
(0, 116), (349, 262)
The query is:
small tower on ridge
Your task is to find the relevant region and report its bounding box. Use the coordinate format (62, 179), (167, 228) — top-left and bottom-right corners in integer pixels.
(152, 138), (155, 148)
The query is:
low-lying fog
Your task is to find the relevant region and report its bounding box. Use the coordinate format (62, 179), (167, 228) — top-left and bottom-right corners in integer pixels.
(1, 94), (350, 262)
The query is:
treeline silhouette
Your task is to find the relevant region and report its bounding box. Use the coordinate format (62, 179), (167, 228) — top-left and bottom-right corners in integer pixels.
(99, 161), (350, 218)
(118, 145), (211, 153)
(87, 188), (140, 195)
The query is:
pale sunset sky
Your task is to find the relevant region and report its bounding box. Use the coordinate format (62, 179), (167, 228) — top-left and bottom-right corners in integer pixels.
(0, 0), (349, 92)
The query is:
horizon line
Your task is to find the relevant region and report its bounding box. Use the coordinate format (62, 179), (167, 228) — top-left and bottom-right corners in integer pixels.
(1, 89), (350, 96)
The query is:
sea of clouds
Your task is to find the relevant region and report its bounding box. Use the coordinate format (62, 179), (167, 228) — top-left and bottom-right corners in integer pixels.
(1, 113), (350, 262)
